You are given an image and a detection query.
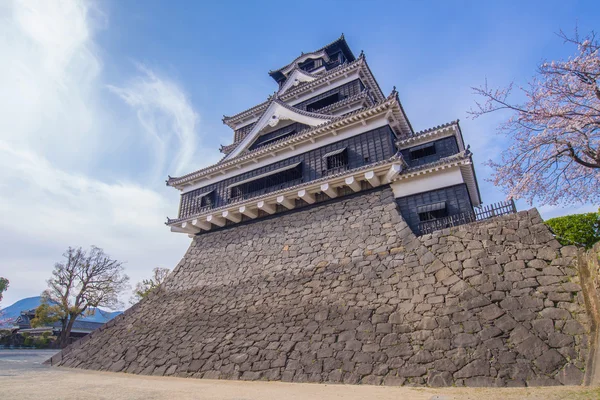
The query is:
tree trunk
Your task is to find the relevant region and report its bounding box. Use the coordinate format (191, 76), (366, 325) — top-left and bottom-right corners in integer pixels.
(60, 316), (76, 348)
(58, 318), (68, 348)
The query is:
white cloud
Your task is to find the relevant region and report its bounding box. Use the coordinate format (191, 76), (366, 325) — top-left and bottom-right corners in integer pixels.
(0, 0), (207, 307)
(0, 0), (102, 171)
(108, 65), (210, 179)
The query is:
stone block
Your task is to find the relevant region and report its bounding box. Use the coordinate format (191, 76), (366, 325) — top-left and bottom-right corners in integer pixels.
(534, 349), (565, 374)
(556, 364), (584, 385)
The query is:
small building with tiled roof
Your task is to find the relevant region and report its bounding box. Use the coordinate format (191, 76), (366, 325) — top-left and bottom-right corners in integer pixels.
(13, 309), (104, 342)
(166, 36), (482, 236)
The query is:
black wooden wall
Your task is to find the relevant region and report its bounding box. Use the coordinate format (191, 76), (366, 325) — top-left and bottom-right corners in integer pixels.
(395, 184), (473, 234)
(178, 125), (397, 219)
(400, 136), (459, 168)
(293, 79), (365, 112)
(232, 79), (365, 143)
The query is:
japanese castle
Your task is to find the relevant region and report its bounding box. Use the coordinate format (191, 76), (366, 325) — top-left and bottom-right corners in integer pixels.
(166, 35), (481, 236)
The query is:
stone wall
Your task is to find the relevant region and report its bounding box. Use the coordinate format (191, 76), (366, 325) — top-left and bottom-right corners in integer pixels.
(50, 188), (593, 386)
(577, 242), (600, 385)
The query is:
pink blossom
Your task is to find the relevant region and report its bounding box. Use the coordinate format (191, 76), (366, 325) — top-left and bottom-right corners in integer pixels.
(470, 29), (600, 205)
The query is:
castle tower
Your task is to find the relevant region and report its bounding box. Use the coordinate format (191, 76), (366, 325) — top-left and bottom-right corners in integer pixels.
(166, 35), (481, 236)
(50, 37), (593, 387)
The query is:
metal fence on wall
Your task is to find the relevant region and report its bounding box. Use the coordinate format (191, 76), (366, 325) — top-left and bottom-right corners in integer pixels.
(418, 199), (517, 235)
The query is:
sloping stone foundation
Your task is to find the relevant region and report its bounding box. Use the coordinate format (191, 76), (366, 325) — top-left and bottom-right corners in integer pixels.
(50, 188), (593, 386)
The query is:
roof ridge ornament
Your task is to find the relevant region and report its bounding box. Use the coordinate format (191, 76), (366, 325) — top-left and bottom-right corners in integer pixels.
(465, 144), (472, 157)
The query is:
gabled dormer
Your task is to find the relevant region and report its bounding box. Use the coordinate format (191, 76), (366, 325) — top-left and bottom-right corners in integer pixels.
(278, 68), (319, 95)
(269, 34), (355, 86)
(223, 98), (332, 161)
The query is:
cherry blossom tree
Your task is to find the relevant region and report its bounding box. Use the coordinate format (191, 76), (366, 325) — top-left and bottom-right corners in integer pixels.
(470, 29), (600, 205)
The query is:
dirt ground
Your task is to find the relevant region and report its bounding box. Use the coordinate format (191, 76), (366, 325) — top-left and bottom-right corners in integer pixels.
(1, 350), (599, 399)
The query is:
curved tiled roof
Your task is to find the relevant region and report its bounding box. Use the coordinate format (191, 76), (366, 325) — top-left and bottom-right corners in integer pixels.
(166, 152), (404, 225)
(413, 120), (459, 136)
(268, 34), (355, 76)
(165, 150), (474, 225)
(403, 149), (472, 176)
(223, 56), (382, 128)
(168, 92), (401, 188)
(272, 98), (332, 120)
(315, 89), (375, 115)
(219, 90), (374, 154)
(395, 120), (460, 148)
(219, 141), (240, 155)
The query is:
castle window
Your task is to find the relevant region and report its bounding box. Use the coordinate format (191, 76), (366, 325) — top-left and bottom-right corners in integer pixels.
(328, 51), (345, 65)
(228, 162), (303, 202)
(410, 143), (436, 160)
(199, 191), (214, 208)
(179, 189), (215, 219)
(417, 201), (447, 221)
(323, 147), (348, 174)
(299, 58), (323, 73)
(306, 93), (340, 112)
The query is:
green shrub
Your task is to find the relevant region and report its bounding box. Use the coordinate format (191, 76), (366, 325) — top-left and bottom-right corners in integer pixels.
(546, 211), (600, 249)
(35, 337), (50, 348)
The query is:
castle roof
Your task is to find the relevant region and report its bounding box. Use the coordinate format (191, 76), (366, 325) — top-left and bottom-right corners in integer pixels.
(218, 89), (377, 157)
(268, 34), (356, 82)
(165, 149), (477, 226)
(222, 55), (384, 129)
(168, 90), (409, 189)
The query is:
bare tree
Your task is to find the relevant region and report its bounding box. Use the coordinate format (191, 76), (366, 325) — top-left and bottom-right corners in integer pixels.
(470, 28), (600, 205)
(130, 267), (170, 304)
(39, 246), (129, 348)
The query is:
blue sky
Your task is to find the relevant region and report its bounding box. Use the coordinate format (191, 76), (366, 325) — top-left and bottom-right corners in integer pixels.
(0, 0), (598, 307)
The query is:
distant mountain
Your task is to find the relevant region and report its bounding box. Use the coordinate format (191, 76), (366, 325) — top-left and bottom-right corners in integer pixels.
(0, 297), (42, 321)
(0, 296), (122, 325)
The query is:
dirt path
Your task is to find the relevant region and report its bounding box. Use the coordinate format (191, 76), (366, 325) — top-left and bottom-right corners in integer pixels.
(1, 366), (599, 400)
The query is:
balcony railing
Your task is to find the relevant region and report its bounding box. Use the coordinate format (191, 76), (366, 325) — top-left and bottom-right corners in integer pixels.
(418, 199), (517, 235)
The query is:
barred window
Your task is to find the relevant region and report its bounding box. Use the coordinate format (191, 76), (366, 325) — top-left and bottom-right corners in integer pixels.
(200, 192), (214, 208)
(229, 163), (303, 201)
(410, 143), (436, 160)
(294, 79), (364, 112)
(417, 201), (447, 221)
(299, 58), (323, 73)
(179, 189), (215, 219)
(306, 93), (340, 112)
(324, 148), (348, 171)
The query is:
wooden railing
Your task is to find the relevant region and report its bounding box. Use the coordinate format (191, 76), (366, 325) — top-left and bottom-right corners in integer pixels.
(418, 199), (517, 235)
